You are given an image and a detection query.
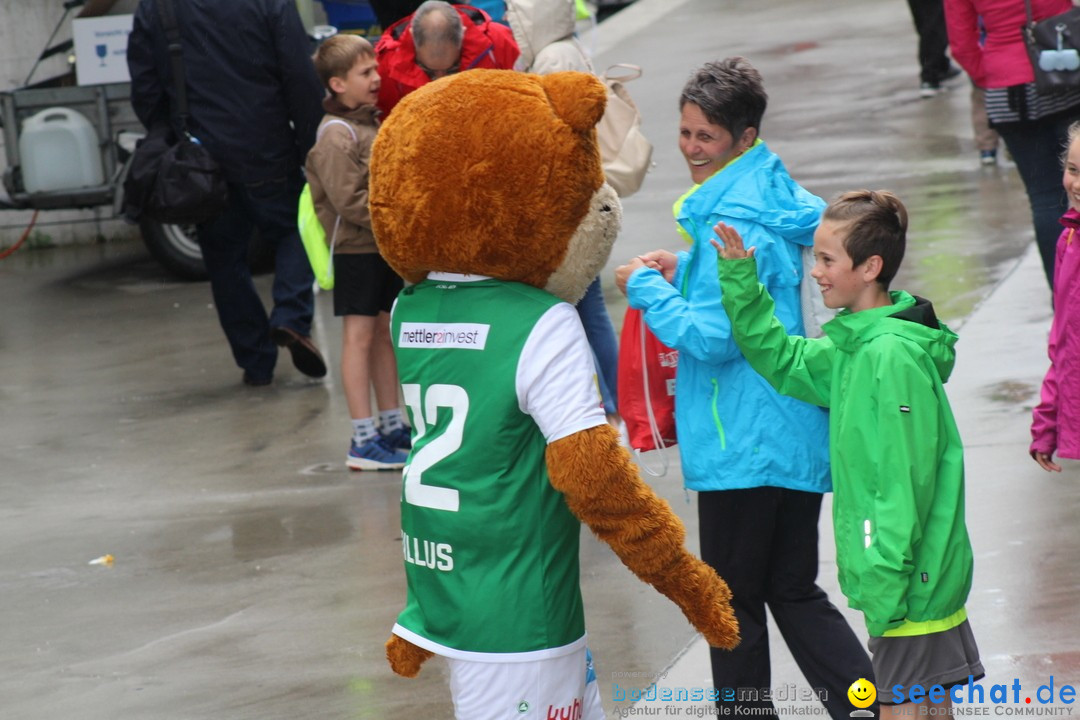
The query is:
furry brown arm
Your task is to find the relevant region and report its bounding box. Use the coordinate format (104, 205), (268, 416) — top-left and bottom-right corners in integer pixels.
(546, 424), (740, 650)
(386, 634), (435, 678)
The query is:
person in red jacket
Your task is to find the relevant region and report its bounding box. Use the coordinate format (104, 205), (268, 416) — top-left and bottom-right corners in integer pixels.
(374, 0), (519, 116)
(945, 0), (1080, 290)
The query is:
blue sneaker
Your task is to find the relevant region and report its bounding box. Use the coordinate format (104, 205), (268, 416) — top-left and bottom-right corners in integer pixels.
(347, 436), (408, 471)
(381, 425), (412, 450)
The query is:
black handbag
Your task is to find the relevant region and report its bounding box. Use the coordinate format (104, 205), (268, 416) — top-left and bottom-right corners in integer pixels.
(123, 0), (227, 225)
(1023, 0), (1080, 94)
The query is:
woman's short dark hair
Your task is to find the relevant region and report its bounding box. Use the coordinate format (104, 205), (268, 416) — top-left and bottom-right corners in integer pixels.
(679, 57), (768, 139)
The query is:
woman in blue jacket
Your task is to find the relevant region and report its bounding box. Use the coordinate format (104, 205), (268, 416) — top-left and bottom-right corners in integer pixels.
(616, 57), (873, 719)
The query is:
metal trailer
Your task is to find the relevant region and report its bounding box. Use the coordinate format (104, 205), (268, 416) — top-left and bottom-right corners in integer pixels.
(0, 79), (209, 279)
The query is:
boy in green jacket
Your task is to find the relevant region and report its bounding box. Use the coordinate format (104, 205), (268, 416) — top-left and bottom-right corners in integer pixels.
(712, 190), (982, 717)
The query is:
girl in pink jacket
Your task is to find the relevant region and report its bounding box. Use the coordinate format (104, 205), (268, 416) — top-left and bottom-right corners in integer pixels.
(1032, 122), (1080, 470)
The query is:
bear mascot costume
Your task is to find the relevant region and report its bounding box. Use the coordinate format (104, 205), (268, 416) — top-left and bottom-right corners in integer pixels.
(370, 69), (739, 719)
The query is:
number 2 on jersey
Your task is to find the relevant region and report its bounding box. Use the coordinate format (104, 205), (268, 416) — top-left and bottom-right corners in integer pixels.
(401, 383), (467, 512)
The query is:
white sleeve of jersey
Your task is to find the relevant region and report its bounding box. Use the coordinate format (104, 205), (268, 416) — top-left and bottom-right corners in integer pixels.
(517, 302), (608, 443)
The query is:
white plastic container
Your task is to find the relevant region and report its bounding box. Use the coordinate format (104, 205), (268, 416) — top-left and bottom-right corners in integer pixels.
(19, 107), (105, 193)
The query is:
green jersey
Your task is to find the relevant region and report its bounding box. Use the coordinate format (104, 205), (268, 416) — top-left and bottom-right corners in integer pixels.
(390, 273), (606, 660)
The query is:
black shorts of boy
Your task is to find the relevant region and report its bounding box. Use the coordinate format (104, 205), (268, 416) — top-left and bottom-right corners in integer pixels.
(869, 620), (985, 704)
(332, 253), (404, 317)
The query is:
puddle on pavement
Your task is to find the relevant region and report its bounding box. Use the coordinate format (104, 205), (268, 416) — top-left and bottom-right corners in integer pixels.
(995, 650), (1080, 677)
(985, 380), (1039, 406)
(229, 506), (355, 562)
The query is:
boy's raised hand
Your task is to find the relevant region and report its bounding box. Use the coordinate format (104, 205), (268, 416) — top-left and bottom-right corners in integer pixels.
(710, 222), (755, 260)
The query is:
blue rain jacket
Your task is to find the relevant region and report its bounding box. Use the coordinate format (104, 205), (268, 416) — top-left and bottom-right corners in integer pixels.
(626, 140), (830, 492)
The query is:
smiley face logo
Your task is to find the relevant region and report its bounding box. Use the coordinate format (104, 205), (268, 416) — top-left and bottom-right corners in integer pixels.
(847, 678), (876, 709)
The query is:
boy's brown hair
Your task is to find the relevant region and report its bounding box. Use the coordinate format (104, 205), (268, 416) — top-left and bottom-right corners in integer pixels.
(823, 189), (908, 289)
(312, 35), (375, 93)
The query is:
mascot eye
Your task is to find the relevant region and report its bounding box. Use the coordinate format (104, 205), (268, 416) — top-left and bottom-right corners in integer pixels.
(600, 204), (612, 213)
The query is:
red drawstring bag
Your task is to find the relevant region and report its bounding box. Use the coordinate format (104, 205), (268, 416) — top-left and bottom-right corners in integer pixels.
(617, 307), (678, 461)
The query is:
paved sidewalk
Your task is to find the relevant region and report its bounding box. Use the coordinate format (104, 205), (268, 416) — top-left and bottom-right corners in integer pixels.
(1, 0), (1074, 717)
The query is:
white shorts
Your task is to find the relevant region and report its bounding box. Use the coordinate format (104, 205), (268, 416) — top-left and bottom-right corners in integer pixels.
(447, 646), (605, 720)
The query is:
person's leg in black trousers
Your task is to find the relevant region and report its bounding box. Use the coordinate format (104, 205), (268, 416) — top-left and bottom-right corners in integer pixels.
(905, 0), (951, 85)
(767, 489), (877, 719)
(997, 115), (1076, 290)
(699, 488), (782, 719)
(198, 184), (277, 383)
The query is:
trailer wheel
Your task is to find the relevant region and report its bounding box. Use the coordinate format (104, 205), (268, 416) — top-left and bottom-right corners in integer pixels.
(139, 220), (207, 280)
(138, 221), (275, 280)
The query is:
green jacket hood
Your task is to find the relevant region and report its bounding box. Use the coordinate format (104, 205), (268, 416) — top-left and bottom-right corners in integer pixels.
(825, 291), (958, 382)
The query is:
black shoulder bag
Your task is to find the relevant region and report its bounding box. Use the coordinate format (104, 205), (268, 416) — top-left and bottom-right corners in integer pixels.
(1023, 0), (1080, 94)
(123, 0), (227, 225)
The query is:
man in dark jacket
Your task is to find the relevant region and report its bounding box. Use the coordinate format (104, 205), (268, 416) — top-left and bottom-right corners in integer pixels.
(127, 0), (327, 386)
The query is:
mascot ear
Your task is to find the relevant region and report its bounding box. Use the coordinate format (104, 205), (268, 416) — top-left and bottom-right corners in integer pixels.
(541, 72), (607, 132)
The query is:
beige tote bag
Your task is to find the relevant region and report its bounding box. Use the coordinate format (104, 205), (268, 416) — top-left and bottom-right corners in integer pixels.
(597, 64), (653, 198)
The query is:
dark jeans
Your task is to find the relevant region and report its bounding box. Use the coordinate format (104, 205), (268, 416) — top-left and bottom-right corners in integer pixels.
(576, 276), (619, 415)
(906, 0), (951, 83)
(197, 173), (315, 381)
(996, 114), (1077, 290)
(699, 488), (876, 720)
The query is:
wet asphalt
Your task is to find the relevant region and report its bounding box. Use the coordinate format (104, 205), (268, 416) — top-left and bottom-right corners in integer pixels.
(1, 0), (1075, 718)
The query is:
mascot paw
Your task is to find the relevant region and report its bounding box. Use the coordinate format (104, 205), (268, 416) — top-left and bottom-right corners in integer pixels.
(671, 557), (740, 650)
(386, 635), (434, 678)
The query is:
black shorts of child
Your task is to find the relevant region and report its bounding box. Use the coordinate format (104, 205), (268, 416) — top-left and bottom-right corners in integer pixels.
(332, 253), (404, 317)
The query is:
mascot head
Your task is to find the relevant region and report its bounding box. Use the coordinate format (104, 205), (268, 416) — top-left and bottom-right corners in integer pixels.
(370, 69), (620, 304)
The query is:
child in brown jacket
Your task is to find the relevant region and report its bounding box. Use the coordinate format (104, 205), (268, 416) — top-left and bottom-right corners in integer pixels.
(308, 35), (409, 470)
